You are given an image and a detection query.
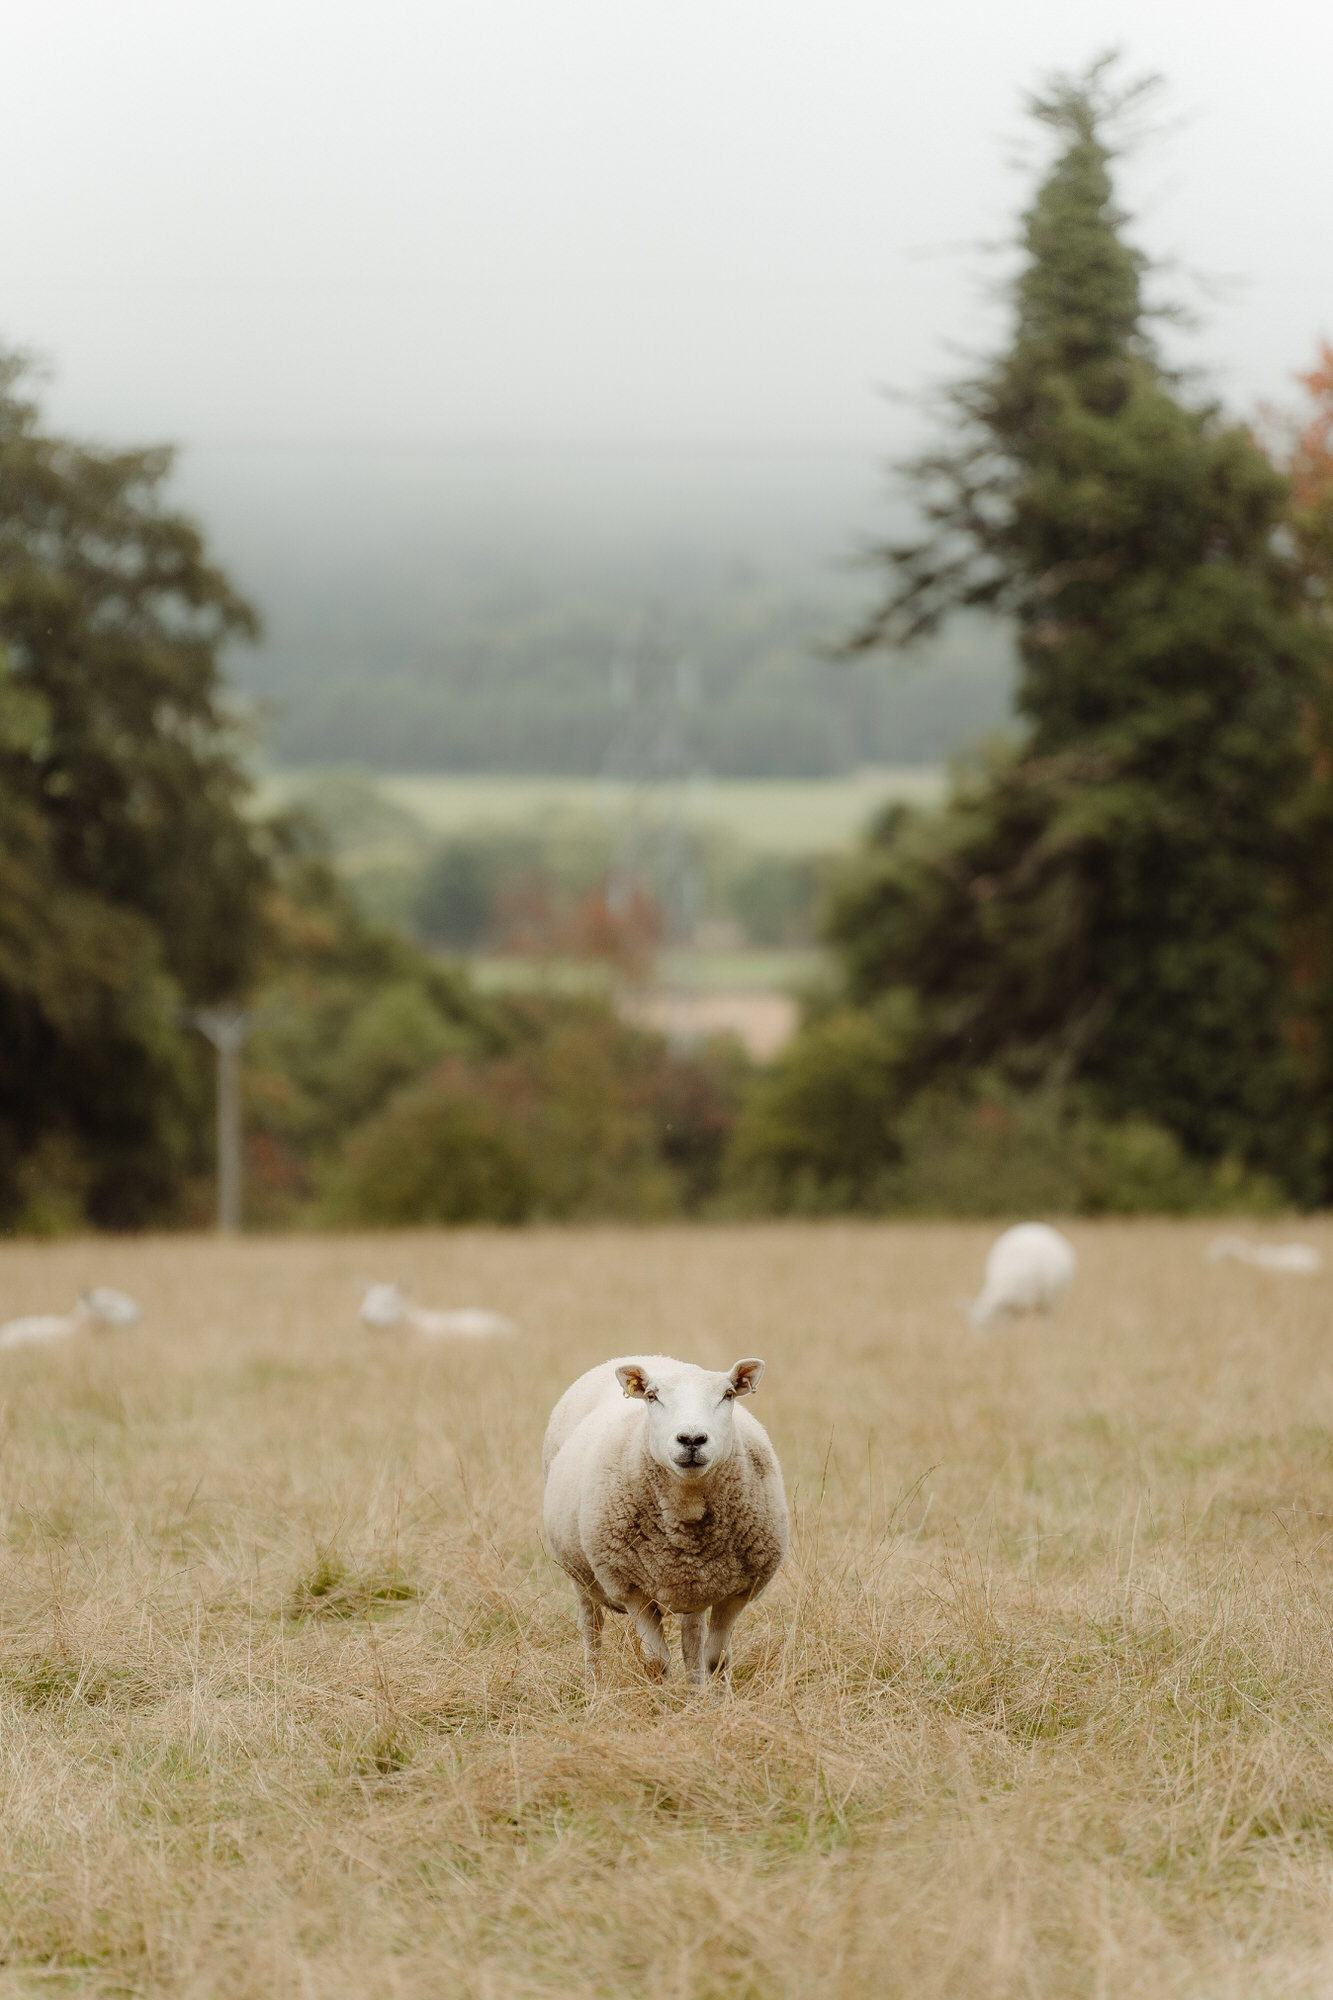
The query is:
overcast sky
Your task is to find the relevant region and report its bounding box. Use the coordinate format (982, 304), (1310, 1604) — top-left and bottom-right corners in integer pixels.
(3, 0), (1330, 455)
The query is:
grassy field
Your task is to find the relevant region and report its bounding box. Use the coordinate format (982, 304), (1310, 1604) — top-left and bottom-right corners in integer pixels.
(468, 947), (824, 996)
(261, 768), (945, 856)
(2, 1219), (1333, 1995)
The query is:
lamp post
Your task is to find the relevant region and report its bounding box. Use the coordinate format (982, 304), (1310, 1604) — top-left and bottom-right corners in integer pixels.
(193, 1006), (251, 1234)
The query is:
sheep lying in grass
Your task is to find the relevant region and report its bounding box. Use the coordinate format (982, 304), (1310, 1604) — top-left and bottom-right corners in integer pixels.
(542, 1353), (788, 1689)
(359, 1282), (516, 1340)
(0, 1288), (140, 1351)
(969, 1223), (1077, 1329)
(1206, 1236), (1323, 1275)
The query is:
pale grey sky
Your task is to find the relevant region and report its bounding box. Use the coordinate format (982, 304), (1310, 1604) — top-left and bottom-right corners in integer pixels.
(4, 0), (1330, 455)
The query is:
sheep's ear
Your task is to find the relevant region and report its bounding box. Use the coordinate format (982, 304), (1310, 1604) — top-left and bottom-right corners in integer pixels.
(727, 1358), (764, 1397)
(617, 1363), (651, 1399)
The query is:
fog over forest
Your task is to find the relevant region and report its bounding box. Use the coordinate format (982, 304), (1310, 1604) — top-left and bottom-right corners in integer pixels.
(178, 442), (1015, 776)
(12, 3), (1324, 783)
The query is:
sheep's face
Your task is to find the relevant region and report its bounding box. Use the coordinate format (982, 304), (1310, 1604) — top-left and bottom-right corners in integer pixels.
(616, 1358), (765, 1480)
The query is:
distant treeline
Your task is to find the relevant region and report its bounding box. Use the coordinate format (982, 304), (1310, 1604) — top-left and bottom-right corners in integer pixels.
(177, 441), (1016, 777)
(238, 581), (1014, 776)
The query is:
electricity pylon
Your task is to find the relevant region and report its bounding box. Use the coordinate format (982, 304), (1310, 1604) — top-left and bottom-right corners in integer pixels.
(600, 609), (705, 946)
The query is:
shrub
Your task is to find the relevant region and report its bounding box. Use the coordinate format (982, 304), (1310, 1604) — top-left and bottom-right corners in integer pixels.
(322, 996), (747, 1225)
(724, 1009), (909, 1213)
(239, 852), (500, 1224)
(727, 853), (831, 947)
(885, 1085), (1083, 1217)
(412, 842), (494, 950)
(320, 1060), (538, 1224)
(727, 1048), (1286, 1219)
(1078, 1116), (1282, 1217)
(412, 833), (549, 952)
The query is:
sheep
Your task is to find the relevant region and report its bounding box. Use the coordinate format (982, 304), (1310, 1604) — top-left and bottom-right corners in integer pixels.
(542, 1352), (788, 1689)
(1206, 1235), (1322, 1275)
(358, 1281), (516, 1340)
(0, 1287), (140, 1351)
(969, 1223), (1077, 1329)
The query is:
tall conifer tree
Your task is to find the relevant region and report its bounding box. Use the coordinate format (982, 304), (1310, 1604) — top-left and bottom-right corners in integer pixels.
(830, 61), (1326, 1193)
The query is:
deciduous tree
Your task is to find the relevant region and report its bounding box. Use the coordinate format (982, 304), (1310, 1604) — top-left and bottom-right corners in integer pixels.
(0, 353), (274, 1225)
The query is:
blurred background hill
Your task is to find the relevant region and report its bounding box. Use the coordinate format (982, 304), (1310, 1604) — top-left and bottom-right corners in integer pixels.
(179, 442), (1014, 776)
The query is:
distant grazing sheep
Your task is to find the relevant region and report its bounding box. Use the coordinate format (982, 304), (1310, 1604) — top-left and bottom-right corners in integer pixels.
(1206, 1236), (1323, 1275)
(0, 1287), (140, 1351)
(542, 1353), (788, 1689)
(969, 1223), (1077, 1329)
(359, 1282), (516, 1340)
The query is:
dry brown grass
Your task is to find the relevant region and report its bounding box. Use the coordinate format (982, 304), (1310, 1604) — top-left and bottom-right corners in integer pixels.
(1, 1221), (1333, 1995)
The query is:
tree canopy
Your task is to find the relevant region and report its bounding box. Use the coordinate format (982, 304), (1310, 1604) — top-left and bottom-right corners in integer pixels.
(0, 352), (280, 1226)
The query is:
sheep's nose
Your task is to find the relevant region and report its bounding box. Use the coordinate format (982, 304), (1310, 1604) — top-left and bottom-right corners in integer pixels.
(676, 1432), (708, 1449)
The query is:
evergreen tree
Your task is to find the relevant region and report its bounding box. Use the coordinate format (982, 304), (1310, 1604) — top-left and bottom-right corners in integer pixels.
(826, 61), (1327, 1195)
(0, 352), (276, 1226)
(1268, 345), (1333, 1175)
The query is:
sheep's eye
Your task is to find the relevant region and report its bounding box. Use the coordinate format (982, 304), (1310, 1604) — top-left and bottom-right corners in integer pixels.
(645, 1389), (658, 1402)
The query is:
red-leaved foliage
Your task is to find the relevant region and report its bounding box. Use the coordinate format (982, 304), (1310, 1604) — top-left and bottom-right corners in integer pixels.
(1283, 342), (1333, 602)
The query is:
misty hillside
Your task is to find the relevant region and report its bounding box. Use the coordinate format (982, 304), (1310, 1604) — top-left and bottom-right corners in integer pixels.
(177, 442), (1016, 775)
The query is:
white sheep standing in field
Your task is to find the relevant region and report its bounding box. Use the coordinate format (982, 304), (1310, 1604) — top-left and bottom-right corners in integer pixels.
(358, 1281), (516, 1340)
(969, 1223), (1077, 1329)
(0, 1287), (141, 1352)
(1206, 1235), (1323, 1275)
(542, 1353), (788, 1689)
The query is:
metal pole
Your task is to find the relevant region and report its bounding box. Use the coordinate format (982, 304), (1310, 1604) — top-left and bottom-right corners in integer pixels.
(216, 1033), (241, 1233)
(193, 1007), (250, 1234)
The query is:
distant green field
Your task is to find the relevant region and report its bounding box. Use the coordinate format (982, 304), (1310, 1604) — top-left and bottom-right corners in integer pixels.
(262, 766), (944, 854)
(466, 947), (825, 996)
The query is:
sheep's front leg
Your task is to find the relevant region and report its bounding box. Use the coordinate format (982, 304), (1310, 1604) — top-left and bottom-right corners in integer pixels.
(704, 1591), (753, 1688)
(619, 1587), (671, 1680)
(680, 1612), (708, 1688)
(575, 1585), (604, 1682)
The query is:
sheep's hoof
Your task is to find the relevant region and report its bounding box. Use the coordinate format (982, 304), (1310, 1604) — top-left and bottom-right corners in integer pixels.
(625, 1626), (669, 1680)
